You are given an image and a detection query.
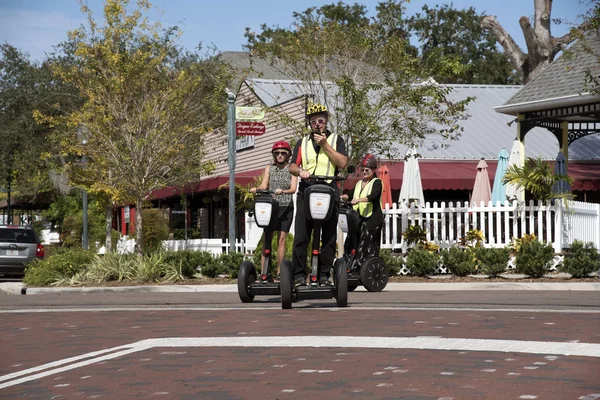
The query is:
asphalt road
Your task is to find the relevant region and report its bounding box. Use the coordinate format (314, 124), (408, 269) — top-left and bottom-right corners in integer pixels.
(1, 289), (599, 399)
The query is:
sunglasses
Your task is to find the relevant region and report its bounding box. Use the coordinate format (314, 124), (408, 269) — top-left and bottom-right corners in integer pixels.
(309, 118), (326, 126)
(273, 151), (288, 157)
(362, 168), (372, 173)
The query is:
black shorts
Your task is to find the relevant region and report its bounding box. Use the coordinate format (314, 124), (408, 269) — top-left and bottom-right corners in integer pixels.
(275, 206), (294, 233)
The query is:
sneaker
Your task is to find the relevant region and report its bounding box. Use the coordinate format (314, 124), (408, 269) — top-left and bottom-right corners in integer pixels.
(319, 277), (332, 286)
(294, 276), (307, 286)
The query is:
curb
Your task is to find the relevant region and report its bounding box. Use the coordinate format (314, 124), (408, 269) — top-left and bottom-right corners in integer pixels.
(3, 281), (599, 295)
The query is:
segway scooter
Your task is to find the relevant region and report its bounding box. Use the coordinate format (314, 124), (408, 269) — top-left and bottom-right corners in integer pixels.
(279, 172), (350, 309)
(237, 189), (281, 302)
(338, 199), (389, 292)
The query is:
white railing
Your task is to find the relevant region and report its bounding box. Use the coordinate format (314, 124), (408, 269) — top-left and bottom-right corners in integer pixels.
(380, 200), (599, 253)
(115, 200), (599, 257)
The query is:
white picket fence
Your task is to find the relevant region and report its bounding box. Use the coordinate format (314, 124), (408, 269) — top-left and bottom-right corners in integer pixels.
(381, 200), (600, 253)
(115, 200), (599, 257)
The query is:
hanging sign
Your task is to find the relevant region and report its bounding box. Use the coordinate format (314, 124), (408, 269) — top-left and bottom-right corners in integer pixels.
(236, 121), (266, 136)
(236, 107), (265, 121)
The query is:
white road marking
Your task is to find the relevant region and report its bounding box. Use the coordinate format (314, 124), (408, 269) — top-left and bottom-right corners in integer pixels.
(1, 306), (599, 314)
(1, 336), (599, 390)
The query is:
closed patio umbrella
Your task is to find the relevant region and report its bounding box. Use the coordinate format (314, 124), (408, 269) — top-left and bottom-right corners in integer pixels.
(471, 158), (492, 206)
(377, 164), (393, 209)
(552, 151), (571, 195)
(491, 148), (509, 204)
(399, 148), (425, 206)
(505, 139), (525, 203)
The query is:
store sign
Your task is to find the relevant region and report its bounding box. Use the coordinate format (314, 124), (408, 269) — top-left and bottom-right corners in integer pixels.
(236, 135), (255, 151)
(236, 107), (265, 120)
(236, 121), (266, 136)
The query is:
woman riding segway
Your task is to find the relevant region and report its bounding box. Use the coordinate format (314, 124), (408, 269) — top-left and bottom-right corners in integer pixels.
(340, 154), (389, 292)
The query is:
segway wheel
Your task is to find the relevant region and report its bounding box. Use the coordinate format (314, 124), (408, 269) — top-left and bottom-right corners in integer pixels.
(237, 261), (257, 303)
(280, 260), (293, 309)
(334, 258), (348, 307)
(360, 257), (389, 292)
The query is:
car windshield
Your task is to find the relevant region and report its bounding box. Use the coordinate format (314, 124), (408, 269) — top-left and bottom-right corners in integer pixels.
(0, 229), (37, 244)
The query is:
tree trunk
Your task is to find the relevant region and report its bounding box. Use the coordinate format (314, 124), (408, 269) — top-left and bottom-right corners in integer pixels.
(135, 198), (144, 256)
(105, 205), (112, 252)
(482, 0), (576, 83)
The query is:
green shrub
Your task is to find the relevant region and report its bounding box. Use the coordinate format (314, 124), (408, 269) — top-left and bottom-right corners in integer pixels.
(132, 252), (166, 282)
(379, 249), (403, 276)
(402, 224), (427, 247)
(515, 239), (555, 278)
(86, 252), (135, 282)
(559, 241), (600, 278)
(476, 247), (510, 277)
(406, 248), (439, 276)
(162, 250), (212, 278)
(23, 247), (95, 286)
(441, 247), (476, 277)
(173, 228), (202, 240)
(219, 252), (246, 279)
(142, 209), (169, 253)
(252, 233), (294, 273)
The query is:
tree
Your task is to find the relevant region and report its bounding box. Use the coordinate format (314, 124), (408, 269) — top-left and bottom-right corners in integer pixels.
(566, 1), (600, 95)
(245, 1), (472, 165)
(0, 45), (76, 209)
(502, 157), (574, 203)
(407, 4), (520, 84)
(47, 0), (231, 254)
(482, 0), (582, 83)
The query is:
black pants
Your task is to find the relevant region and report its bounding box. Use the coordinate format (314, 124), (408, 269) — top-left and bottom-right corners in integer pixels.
(292, 192), (338, 279)
(357, 219), (382, 265)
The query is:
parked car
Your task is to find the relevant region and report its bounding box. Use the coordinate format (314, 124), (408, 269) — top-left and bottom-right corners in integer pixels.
(0, 225), (44, 277)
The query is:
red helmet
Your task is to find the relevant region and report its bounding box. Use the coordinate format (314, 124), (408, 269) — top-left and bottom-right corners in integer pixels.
(272, 141), (291, 153)
(361, 154), (378, 169)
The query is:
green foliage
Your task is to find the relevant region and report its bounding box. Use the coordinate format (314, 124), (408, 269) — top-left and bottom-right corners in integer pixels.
(407, 4), (520, 84)
(162, 250), (214, 278)
(47, 0), (232, 255)
(85, 252), (135, 282)
(559, 241), (600, 278)
(515, 239), (555, 278)
(141, 208), (169, 252)
(132, 252), (165, 283)
(402, 224), (428, 247)
(379, 249), (403, 276)
(406, 248), (439, 277)
(441, 247), (476, 277)
(23, 247), (95, 286)
(245, 2), (472, 164)
(219, 252), (246, 279)
(252, 233), (295, 273)
(476, 247), (510, 278)
(173, 228), (202, 240)
(503, 157), (575, 203)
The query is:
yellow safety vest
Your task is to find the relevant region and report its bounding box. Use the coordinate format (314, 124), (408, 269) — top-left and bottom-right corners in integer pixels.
(352, 178), (381, 218)
(301, 133), (338, 182)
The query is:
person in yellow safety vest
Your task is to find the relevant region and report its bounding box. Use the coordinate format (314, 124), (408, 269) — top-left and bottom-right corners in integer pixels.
(289, 103), (348, 286)
(341, 154), (384, 266)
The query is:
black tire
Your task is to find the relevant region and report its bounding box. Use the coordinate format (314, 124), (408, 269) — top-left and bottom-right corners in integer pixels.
(348, 284), (358, 292)
(334, 258), (348, 307)
(237, 261), (256, 303)
(360, 257), (389, 292)
(280, 260), (293, 309)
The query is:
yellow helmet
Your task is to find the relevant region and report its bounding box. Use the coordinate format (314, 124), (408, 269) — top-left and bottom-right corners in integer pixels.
(306, 103), (328, 118)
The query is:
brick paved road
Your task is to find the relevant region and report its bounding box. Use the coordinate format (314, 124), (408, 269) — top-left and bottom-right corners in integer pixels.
(1, 293), (599, 399)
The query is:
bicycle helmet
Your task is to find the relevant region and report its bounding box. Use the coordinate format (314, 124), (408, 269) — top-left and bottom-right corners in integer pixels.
(272, 141), (291, 153)
(361, 154), (378, 169)
(306, 103), (328, 118)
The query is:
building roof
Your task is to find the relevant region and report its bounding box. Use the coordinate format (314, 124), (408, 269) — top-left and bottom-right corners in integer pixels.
(245, 79), (600, 161)
(497, 33), (600, 114)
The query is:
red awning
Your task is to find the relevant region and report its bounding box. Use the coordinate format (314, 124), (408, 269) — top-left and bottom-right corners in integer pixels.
(151, 168), (264, 200)
(345, 160), (600, 192)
